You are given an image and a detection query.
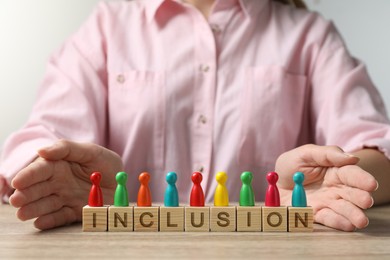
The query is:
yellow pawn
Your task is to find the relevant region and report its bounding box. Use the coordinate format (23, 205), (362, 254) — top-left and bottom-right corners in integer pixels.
(214, 172), (229, 206)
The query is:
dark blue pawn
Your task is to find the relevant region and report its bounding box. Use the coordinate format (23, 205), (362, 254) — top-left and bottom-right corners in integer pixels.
(164, 172), (179, 207)
(292, 172), (307, 207)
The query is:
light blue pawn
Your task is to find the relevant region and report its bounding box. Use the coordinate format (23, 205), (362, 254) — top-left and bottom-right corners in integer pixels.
(164, 172), (179, 207)
(292, 172), (307, 207)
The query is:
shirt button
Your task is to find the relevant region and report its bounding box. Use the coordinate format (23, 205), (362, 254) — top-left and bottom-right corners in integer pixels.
(198, 115), (207, 124)
(210, 24), (221, 34)
(117, 74), (125, 84)
(199, 64), (210, 73)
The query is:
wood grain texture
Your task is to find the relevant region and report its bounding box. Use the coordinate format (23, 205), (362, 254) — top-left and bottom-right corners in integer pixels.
(133, 206), (159, 232)
(108, 206), (134, 232)
(262, 206), (288, 232)
(210, 206), (236, 232)
(236, 206), (262, 232)
(288, 207), (313, 232)
(1, 205), (390, 259)
(185, 207), (210, 232)
(82, 206), (108, 232)
(159, 207), (184, 232)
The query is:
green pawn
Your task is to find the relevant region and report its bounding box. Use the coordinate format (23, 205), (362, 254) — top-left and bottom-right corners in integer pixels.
(239, 171), (255, 206)
(114, 171), (129, 206)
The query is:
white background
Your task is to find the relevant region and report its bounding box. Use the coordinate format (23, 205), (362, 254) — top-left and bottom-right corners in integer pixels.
(1, 0), (389, 147)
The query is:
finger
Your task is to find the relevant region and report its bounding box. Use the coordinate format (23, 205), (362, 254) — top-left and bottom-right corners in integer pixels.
(11, 159), (54, 190)
(38, 140), (101, 164)
(336, 165), (378, 192)
(299, 144), (360, 167)
(9, 181), (54, 208)
(334, 185), (374, 209)
(328, 199), (369, 229)
(315, 207), (355, 231)
(16, 195), (63, 221)
(34, 207), (79, 230)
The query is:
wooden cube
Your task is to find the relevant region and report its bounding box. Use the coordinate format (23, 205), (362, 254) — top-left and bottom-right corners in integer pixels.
(262, 206), (288, 232)
(82, 205), (108, 232)
(134, 206), (159, 232)
(108, 206), (134, 232)
(185, 207), (210, 232)
(236, 206), (262, 232)
(288, 207), (313, 232)
(210, 206), (236, 232)
(159, 207), (184, 232)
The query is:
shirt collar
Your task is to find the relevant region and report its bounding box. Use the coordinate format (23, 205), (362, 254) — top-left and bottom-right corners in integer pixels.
(145, 0), (270, 22)
(145, 0), (166, 23)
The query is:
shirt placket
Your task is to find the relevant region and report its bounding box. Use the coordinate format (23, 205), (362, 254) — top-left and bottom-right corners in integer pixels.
(190, 11), (218, 195)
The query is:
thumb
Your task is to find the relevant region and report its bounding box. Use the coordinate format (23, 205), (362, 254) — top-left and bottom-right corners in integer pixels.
(298, 144), (360, 167)
(37, 139), (99, 164)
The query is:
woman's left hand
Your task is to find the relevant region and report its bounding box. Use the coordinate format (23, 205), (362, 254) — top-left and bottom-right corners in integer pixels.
(275, 144), (377, 231)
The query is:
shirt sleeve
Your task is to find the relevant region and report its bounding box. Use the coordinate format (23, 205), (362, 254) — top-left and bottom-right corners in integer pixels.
(309, 22), (390, 158)
(0, 2), (110, 201)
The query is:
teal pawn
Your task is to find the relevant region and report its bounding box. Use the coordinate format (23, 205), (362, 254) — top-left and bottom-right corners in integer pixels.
(239, 171), (255, 206)
(114, 171), (129, 206)
(292, 172), (307, 207)
(164, 172), (179, 207)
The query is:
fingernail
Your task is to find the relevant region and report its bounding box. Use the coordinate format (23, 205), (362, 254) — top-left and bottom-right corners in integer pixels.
(8, 195), (14, 206)
(375, 181), (379, 191)
(364, 218), (370, 228)
(344, 153), (358, 158)
(369, 197), (375, 208)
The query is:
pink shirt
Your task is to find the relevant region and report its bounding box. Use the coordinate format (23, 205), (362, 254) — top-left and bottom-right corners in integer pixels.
(1, 0), (390, 203)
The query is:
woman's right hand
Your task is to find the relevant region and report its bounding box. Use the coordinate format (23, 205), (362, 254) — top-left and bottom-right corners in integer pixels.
(9, 140), (123, 230)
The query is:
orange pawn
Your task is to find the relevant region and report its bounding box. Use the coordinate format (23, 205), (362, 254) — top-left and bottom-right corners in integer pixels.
(137, 172), (152, 206)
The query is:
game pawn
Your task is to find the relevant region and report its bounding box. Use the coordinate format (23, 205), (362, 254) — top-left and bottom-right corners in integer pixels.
(134, 172), (159, 231)
(185, 171), (210, 232)
(160, 172), (184, 232)
(288, 171), (314, 232)
(211, 172), (236, 231)
(292, 171), (307, 207)
(237, 171), (262, 232)
(262, 171), (288, 232)
(114, 171), (129, 207)
(83, 172), (108, 232)
(190, 171), (205, 207)
(265, 171), (280, 207)
(109, 171), (133, 232)
(89, 171), (103, 207)
(164, 171), (179, 207)
(214, 171), (229, 207)
(239, 171), (255, 206)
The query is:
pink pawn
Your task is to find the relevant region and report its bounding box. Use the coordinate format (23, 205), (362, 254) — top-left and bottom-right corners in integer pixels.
(88, 172), (103, 207)
(190, 172), (205, 206)
(265, 171), (280, 207)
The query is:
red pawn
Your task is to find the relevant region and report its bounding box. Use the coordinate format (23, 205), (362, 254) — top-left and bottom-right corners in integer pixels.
(137, 172), (152, 206)
(190, 171), (205, 206)
(265, 171), (280, 207)
(88, 172), (103, 207)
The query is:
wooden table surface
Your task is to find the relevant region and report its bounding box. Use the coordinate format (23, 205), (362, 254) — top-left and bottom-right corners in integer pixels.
(1, 204), (390, 259)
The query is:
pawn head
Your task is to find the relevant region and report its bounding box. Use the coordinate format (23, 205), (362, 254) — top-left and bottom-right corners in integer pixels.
(293, 171), (305, 184)
(191, 171), (203, 184)
(240, 171), (253, 184)
(90, 172), (102, 185)
(139, 172), (151, 184)
(215, 171), (227, 184)
(166, 172), (177, 184)
(266, 171), (279, 185)
(116, 171), (128, 185)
